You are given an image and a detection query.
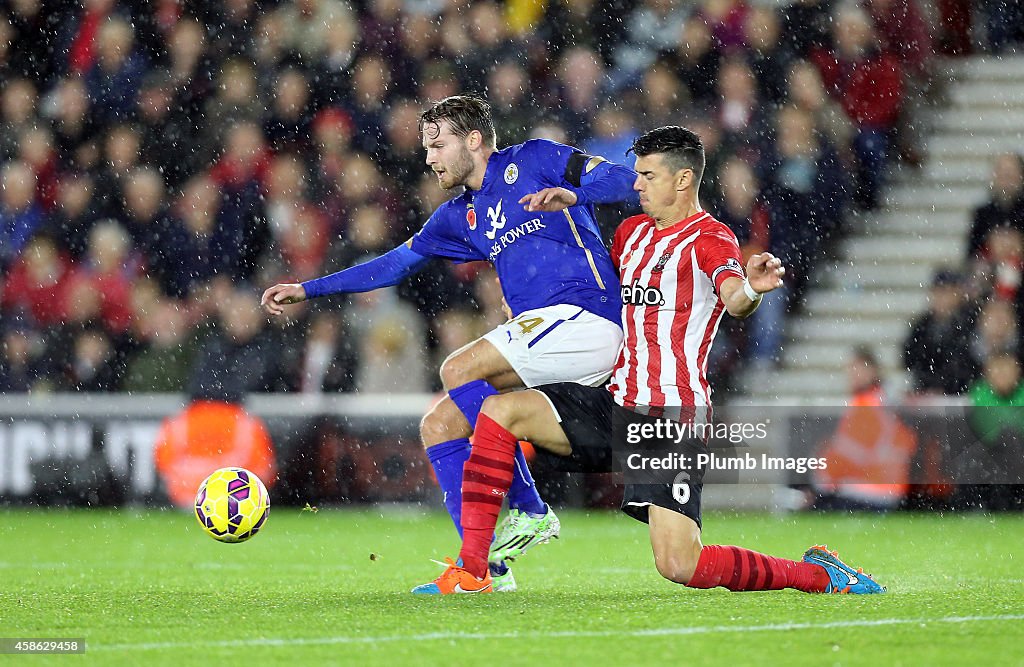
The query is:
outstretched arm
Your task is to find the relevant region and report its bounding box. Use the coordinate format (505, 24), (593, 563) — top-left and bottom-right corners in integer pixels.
(260, 241), (430, 315)
(519, 153), (636, 212)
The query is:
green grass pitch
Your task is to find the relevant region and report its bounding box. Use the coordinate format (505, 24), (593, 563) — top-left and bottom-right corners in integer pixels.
(2, 507), (1023, 666)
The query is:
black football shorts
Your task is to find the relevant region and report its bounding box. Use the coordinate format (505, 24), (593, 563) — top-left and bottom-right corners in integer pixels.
(534, 382), (705, 528)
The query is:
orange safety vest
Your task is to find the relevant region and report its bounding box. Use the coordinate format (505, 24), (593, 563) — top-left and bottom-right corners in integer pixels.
(154, 400), (277, 507)
(814, 387), (917, 506)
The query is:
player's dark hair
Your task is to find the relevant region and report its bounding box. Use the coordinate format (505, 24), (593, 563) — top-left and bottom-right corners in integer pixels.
(419, 95), (497, 148)
(629, 126), (705, 184)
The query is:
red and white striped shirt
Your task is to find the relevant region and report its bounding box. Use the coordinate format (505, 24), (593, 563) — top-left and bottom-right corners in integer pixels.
(607, 210), (745, 413)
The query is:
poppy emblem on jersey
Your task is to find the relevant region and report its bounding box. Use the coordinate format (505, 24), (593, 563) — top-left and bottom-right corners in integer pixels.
(467, 206), (477, 230)
(504, 163), (518, 184)
(650, 252), (673, 273)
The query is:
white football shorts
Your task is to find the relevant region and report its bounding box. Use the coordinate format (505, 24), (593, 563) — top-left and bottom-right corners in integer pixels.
(482, 304), (623, 388)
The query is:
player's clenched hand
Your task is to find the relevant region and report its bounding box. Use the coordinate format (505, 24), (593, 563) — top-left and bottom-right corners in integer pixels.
(261, 283), (307, 316)
(518, 187), (578, 212)
(745, 253), (786, 294)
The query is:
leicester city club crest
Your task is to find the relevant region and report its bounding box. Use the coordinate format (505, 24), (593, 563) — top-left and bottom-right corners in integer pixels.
(504, 163), (518, 184)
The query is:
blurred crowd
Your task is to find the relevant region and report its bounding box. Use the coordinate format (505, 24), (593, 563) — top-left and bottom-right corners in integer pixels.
(904, 152), (1024, 408)
(0, 0), (942, 396)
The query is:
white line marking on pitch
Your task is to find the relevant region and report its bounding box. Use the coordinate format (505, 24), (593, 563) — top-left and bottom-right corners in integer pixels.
(93, 614), (1024, 652)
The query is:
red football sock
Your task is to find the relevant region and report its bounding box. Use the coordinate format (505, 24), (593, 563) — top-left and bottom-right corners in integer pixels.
(459, 414), (517, 578)
(686, 545), (830, 593)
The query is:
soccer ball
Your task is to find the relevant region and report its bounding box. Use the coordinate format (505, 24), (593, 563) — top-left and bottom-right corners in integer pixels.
(194, 467), (270, 543)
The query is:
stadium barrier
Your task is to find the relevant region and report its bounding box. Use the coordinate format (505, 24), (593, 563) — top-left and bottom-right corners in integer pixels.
(0, 393), (999, 510)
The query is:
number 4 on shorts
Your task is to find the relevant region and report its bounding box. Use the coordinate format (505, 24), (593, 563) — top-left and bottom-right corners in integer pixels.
(515, 317), (544, 335)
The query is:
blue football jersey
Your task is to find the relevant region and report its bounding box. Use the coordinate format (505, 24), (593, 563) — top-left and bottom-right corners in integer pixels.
(410, 139), (623, 324)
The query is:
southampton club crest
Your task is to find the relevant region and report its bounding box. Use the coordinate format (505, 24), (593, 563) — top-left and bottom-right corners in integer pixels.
(504, 163), (518, 184)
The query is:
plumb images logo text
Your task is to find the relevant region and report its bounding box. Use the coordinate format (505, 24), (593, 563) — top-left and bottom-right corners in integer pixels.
(624, 451), (829, 475)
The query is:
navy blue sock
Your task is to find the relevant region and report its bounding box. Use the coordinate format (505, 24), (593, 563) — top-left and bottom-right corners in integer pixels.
(508, 444), (546, 515)
(449, 379), (546, 516)
(426, 438), (471, 537)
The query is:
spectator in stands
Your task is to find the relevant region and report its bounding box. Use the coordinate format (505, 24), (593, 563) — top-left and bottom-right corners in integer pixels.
(45, 171), (99, 260)
(85, 16), (147, 128)
(813, 6), (903, 209)
(44, 76), (96, 169)
(786, 60), (855, 166)
(904, 269), (980, 394)
(59, 325), (119, 392)
(716, 55), (773, 166)
(0, 78), (37, 160)
(972, 226), (1024, 302)
(276, 204), (330, 283)
(463, 1), (518, 89)
(779, 0), (832, 58)
(188, 286), (285, 399)
(310, 108), (355, 201)
(120, 166), (167, 251)
(760, 105), (847, 298)
(977, 0), (1024, 54)
(488, 60), (541, 148)
(123, 299), (199, 393)
(76, 219), (138, 338)
(865, 0), (932, 166)
(743, 5), (793, 106)
(555, 46), (607, 144)
(810, 345), (917, 510)
(277, 0), (355, 66)
(206, 0), (260, 60)
(165, 18), (213, 120)
(540, 0), (609, 62)
(637, 58), (690, 132)
(312, 14), (361, 106)
(716, 157), (770, 370)
(971, 352), (1024, 436)
(967, 152), (1024, 258)
(17, 126), (59, 213)
(253, 10), (289, 80)
(687, 116), (735, 211)
(0, 161), (44, 273)
(201, 60), (264, 162)
(94, 123), (144, 219)
(322, 152), (397, 237)
(614, 0), (689, 77)
(0, 320), (51, 392)
(347, 54), (393, 156)
(161, 176), (227, 297)
(971, 297), (1019, 367)
(660, 15), (721, 106)
(290, 310), (356, 393)
(959, 351), (1024, 510)
(264, 154), (312, 242)
(136, 71), (197, 186)
(4, 0), (54, 82)
(379, 98), (428, 198)
(264, 67), (314, 154)
(587, 106), (640, 170)
(700, 0), (750, 50)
